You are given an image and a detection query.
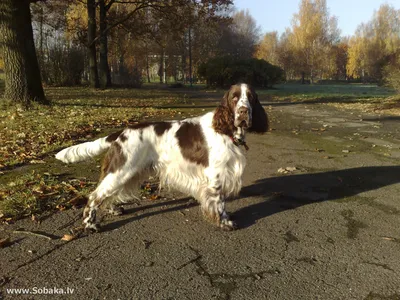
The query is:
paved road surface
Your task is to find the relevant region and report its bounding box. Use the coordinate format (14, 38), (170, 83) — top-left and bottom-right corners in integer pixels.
(1, 101), (400, 299)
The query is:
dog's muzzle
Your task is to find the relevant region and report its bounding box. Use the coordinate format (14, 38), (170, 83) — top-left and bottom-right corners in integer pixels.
(235, 106), (251, 128)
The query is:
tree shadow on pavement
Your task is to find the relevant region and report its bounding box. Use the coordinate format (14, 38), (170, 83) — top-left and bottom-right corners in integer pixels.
(234, 166), (400, 229)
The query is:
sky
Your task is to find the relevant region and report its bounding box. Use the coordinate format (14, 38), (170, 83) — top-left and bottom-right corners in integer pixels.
(234, 0), (400, 37)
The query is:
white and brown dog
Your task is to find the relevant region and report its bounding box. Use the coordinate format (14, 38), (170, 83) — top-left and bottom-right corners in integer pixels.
(56, 83), (268, 232)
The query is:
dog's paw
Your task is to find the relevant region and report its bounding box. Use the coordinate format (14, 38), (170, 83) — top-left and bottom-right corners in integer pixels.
(220, 219), (236, 231)
(108, 205), (124, 216)
(69, 225), (85, 236)
(84, 223), (101, 234)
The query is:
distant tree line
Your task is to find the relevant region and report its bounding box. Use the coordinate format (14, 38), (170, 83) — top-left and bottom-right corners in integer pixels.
(0, 0), (286, 107)
(2, 0), (399, 108)
(2, 0), (254, 106)
(255, 0), (400, 89)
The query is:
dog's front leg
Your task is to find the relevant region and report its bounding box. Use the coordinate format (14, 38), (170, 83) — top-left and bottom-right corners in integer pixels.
(201, 176), (235, 231)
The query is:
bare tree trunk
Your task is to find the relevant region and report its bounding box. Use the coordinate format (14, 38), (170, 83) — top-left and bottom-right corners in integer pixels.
(98, 0), (111, 88)
(182, 44), (187, 84)
(87, 0), (99, 88)
(0, 0), (47, 106)
(146, 54), (151, 83)
(188, 27), (193, 87)
(310, 68), (314, 84)
(159, 50), (164, 83)
(163, 53), (166, 84)
(38, 5), (45, 82)
(23, 0), (47, 104)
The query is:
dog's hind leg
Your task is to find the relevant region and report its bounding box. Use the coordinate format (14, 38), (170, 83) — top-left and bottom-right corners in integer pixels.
(83, 139), (152, 232)
(83, 141), (137, 232)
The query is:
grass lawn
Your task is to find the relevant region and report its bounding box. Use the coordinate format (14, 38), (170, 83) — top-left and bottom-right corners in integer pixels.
(263, 83), (395, 99)
(0, 86), (187, 168)
(0, 85), (193, 220)
(259, 83), (400, 115)
(0, 80), (398, 221)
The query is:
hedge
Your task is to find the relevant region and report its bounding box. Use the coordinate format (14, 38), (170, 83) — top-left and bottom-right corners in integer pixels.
(198, 56), (285, 88)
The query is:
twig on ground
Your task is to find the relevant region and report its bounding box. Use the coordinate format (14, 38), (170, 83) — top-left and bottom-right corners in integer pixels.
(12, 230), (53, 240)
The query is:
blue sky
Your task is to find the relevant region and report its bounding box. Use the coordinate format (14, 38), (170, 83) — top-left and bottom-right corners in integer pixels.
(234, 0), (400, 37)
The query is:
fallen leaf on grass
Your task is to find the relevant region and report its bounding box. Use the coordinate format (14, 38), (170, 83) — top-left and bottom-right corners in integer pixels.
(56, 204), (67, 211)
(2, 218), (13, 225)
(31, 214), (40, 223)
(150, 194), (159, 201)
(29, 160), (46, 164)
(61, 234), (76, 242)
(38, 192), (58, 198)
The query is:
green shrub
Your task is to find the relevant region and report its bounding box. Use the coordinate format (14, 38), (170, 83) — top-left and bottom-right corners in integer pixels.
(198, 56), (285, 88)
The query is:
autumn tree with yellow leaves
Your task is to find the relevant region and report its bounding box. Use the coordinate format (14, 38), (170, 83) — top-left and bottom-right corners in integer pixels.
(256, 0), (341, 83)
(346, 4), (400, 84)
(255, 31), (279, 66)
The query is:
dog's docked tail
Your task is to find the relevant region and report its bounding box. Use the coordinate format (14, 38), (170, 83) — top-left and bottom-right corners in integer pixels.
(55, 136), (111, 163)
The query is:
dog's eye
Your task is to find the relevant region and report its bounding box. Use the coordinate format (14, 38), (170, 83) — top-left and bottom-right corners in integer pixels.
(232, 97), (238, 104)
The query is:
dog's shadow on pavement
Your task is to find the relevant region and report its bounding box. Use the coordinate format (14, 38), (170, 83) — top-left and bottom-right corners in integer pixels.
(234, 166), (400, 229)
(101, 197), (197, 232)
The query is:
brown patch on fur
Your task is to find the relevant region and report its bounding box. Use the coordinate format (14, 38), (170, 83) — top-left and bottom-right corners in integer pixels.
(176, 122), (209, 167)
(119, 133), (127, 142)
(212, 105), (235, 136)
(154, 122), (172, 136)
(106, 130), (123, 143)
(129, 122), (172, 137)
(139, 130), (143, 141)
(100, 142), (127, 179)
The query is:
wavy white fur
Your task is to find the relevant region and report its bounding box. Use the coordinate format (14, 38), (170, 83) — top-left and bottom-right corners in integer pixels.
(55, 137), (110, 163)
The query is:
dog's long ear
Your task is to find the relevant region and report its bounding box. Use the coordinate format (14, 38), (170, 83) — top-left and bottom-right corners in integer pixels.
(212, 105), (235, 136)
(249, 93), (269, 133)
(221, 91), (229, 107)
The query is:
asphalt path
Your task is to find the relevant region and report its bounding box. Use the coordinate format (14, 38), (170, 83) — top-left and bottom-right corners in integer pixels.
(1, 102), (400, 299)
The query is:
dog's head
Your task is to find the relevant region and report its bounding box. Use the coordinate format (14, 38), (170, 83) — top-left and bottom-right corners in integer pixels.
(222, 83), (268, 134)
